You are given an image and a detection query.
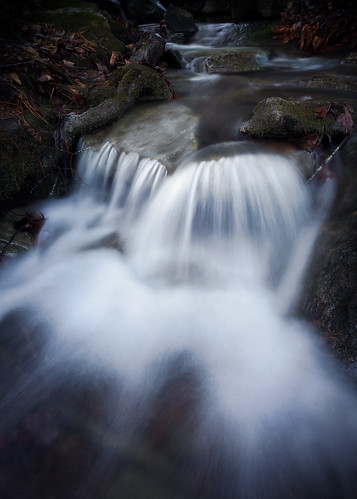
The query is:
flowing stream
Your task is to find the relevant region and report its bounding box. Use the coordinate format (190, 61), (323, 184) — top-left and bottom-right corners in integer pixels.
(1, 23), (357, 498)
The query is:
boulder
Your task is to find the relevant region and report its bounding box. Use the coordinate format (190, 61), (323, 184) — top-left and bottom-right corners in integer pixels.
(123, 0), (166, 24)
(240, 97), (347, 140)
(202, 49), (265, 74)
(231, 0), (287, 21)
(165, 6), (198, 35)
(290, 74), (357, 92)
(130, 33), (166, 67)
(84, 101), (199, 168)
(28, 7), (129, 55)
(161, 0), (206, 15)
(0, 209), (40, 261)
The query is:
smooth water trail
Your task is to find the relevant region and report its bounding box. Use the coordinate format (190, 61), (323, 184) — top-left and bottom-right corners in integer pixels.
(1, 143), (357, 497)
(1, 23), (357, 499)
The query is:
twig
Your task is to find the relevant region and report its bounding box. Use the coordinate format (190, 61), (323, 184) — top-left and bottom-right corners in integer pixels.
(306, 134), (350, 184)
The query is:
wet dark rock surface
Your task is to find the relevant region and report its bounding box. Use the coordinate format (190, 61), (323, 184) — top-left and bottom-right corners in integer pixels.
(298, 133), (357, 377)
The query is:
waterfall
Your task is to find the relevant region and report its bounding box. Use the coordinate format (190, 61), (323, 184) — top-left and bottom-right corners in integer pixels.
(1, 139), (356, 497)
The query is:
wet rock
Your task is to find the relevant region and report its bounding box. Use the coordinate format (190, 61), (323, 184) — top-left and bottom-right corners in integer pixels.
(342, 52), (357, 65)
(84, 101), (199, 168)
(28, 6), (129, 55)
(291, 74), (357, 92)
(202, 49), (264, 73)
(165, 6), (198, 35)
(240, 97), (346, 140)
(130, 33), (166, 67)
(298, 134), (357, 376)
(124, 0), (166, 24)
(231, 0), (286, 21)
(162, 0), (206, 16)
(0, 209), (39, 261)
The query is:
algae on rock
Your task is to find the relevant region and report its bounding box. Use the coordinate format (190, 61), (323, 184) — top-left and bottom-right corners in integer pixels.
(240, 97), (347, 140)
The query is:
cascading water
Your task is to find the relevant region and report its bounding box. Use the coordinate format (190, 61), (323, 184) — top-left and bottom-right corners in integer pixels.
(1, 23), (357, 499)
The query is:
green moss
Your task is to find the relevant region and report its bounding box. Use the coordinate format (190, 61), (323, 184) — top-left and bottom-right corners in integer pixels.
(26, 9), (125, 54)
(240, 97), (341, 141)
(102, 11), (130, 44)
(87, 85), (117, 106)
(116, 64), (171, 101)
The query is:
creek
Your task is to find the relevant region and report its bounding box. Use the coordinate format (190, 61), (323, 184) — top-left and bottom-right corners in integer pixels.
(0, 23), (356, 498)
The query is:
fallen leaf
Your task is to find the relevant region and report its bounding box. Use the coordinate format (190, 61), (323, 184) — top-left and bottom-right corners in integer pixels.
(110, 51), (118, 66)
(38, 74), (53, 82)
(314, 103), (331, 118)
(63, 59), (75, 68)
(96, 62), (108, 72)
(22, 45), (39, 57)
(5, 73), (22, 85)
(336, 109), (354, 134)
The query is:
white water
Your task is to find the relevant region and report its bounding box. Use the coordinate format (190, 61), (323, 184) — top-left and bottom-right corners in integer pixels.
(1, 141), (357, 496)
(1, 23), (357, 499)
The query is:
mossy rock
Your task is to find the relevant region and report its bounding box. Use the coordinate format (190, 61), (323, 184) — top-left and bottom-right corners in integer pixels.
(86, 85), (117, 106)
(203, 50), (264, 74)
(240, 97), (345, 140)
(116, 63), (172, 101)
(292, 74), (357, 92)
(64, 64), (172, 149)
(28, 8), (126, 55)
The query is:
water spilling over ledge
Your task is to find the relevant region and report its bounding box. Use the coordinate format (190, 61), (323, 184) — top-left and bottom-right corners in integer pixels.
(1, 20), (357, 499)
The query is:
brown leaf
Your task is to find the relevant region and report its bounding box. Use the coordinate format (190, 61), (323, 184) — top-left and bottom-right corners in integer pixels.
(5, 73), (22, 85)
(38, 74), (53, 82)
(96, 62), (108, 72)
(314, 103), (331, 118)
(22, 45), (39, 57)
(110, 51), (118, 66)
(62, 59), (75, 68)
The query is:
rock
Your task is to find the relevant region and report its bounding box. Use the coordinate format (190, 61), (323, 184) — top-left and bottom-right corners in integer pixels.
(165, 6), (198, 35)
(84, 101), (199, 168)
(64, 64), (172, 150)
(28, 7), (129, 55)
(298, 134), (357, 376)
(342, 52), (357, 65)
(231, 0), (287, 21)
(123, 0), (166, 24)
(161, 0), (206, 16)
(291, 74), (357, 92)
(240, 97), (347, 140)
(0, 209), (37, 261)
(130, 33), (166, 67)
(202, 49), (264, 74)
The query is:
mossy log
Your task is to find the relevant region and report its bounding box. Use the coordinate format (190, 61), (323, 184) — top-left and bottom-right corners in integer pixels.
(63, 64), (172, 150)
